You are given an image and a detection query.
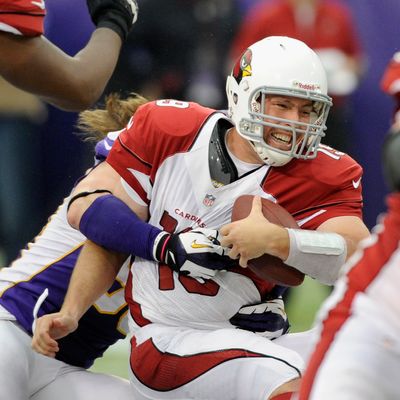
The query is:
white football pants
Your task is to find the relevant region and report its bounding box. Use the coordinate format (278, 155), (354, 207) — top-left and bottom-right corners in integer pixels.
(0, 318), (133, 400)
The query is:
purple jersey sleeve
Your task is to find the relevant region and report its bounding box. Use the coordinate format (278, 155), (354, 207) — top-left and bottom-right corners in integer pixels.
(94, 131), (122, 163)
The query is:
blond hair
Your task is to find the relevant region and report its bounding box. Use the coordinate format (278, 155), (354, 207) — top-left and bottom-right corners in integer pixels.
(77, 92), (148, 141)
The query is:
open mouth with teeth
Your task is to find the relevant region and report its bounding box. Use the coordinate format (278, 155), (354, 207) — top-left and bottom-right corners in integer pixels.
(268, 131), (295, 150)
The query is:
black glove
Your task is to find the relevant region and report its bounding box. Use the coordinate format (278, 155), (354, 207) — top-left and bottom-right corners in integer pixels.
(230, 297), (289, 339)
(86, 0), (138, 41)
(382, 125), (400, 192)
(153, 228), (237, 280)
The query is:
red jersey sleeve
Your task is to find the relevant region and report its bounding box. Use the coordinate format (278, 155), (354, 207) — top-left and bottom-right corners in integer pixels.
(106, 100), (215, 204)
(0, 0), (45, 36)
(265, 145), (364, 230)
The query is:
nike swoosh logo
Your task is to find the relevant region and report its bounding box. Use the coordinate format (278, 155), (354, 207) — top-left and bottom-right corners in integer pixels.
(352, 178), (361, 189)
(191, 240), (213, 249)
(104, 141), (112, 150)
(127, 116), (134, 130)
(31, 0), (45, 10)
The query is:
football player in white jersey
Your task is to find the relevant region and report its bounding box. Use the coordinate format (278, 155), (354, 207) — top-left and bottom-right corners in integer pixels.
(33, 36), (370, 400)
(0, 94), (148, 400)
(0, 0), (137, 111)
(299, 57), (400, 400)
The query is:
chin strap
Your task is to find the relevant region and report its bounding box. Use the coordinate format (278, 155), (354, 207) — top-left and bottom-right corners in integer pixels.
(253, 142), (293, 167)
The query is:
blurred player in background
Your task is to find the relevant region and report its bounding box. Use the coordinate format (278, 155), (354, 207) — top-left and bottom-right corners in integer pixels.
(229, 0), (364, 154)
(0, 94), (148, 400)
(0, 0), (138, 111)
(381, 51), (400, 127)
(298, 53), (400, 400)
(33, 37), (369, 400)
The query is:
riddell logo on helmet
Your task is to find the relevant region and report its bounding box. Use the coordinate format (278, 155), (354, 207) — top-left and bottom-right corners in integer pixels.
(293, 81), (321, 91)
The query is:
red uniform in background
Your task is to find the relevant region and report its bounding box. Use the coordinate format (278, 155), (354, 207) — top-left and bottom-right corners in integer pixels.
(299, 193), (400, 400)
(0, 0), (45, 36)
(299, 54), (400, 400)
(230, 0), (361, 62)
(381, 52), (400, 124)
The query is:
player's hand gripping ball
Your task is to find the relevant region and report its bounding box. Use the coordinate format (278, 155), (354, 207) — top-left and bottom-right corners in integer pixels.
(231, 195), (305, 286)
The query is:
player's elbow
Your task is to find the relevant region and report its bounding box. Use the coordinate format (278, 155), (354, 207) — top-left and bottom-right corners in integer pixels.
(59, 87), (101, 112)
(56, 74), (105, 111)
(67, 204), (82, 230)
(67, 194), (90, 230)
(76, 86), (103, 110)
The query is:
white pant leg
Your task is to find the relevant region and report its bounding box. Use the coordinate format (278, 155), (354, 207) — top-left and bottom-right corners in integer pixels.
(129, 324), (306, 400)
(0, 319), (65, 398)
(0, 319), (133, 400)
(274, 327), (319, 365)
(31, 371), (133, 400)
(309, 315), (400, 400)
(0, 319), (32, 400)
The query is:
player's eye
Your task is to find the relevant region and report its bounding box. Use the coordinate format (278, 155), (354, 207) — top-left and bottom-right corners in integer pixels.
(273, 102), (288, 109)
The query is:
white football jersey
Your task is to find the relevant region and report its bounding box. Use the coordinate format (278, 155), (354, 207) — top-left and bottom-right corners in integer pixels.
(107, 99), (364, 333)
(300, 195), (400, 400)
(315, 193), (400, 334)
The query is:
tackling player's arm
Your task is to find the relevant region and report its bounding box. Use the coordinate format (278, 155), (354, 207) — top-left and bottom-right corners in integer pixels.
(32, 161), (137, 356)
(67, 161), (235, 279)
(0, 28), (122, 111)
(67, 160), (148, 227)
(32, 240), (126, 357)
(0, 0), (138, 111)
(0, 30), (121, 111)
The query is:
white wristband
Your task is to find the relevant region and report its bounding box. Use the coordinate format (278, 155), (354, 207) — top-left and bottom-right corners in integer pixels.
(285, 229), (347, 285)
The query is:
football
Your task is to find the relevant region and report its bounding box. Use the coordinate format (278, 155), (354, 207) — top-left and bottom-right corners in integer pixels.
(231, 195), (305, 287)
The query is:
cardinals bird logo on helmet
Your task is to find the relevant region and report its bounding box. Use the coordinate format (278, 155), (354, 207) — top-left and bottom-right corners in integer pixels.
(233, 49), (253, 86)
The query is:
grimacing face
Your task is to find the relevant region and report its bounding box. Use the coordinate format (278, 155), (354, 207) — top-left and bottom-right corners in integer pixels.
(262, 95), (315, 152)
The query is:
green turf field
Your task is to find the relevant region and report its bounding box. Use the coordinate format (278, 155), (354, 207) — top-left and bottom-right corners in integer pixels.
(90, 276), (330, 379)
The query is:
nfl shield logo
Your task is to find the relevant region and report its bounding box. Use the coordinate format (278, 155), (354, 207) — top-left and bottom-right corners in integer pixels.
(203, 194), (216, 207)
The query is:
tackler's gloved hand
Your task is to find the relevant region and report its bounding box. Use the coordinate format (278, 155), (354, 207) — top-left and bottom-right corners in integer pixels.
(87, 0), (138, 41)
(153, 228), (236, 280)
